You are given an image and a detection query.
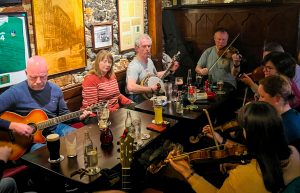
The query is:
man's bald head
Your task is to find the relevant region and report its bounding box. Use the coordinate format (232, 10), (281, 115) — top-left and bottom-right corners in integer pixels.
(26, 56), (48, 90)
(26, 56), (48, 73)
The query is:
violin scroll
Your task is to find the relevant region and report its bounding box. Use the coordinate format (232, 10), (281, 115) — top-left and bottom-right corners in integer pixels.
(239, 66), (265, 82)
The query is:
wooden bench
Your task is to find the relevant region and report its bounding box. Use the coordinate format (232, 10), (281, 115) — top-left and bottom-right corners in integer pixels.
(62, 70), (127, 112)
(62, 83), (83, 112)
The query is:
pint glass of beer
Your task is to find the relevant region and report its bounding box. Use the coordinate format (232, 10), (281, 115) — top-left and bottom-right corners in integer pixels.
(153, 99), (163, 125)
(46, 133), (61, 161)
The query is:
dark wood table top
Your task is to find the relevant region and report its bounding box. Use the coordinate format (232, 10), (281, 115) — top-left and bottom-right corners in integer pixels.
(21, 108), (178, 185)
(134, 89), (235, 120)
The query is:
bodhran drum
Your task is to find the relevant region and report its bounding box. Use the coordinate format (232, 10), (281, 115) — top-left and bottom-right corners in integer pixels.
(141, 76), (166, 99)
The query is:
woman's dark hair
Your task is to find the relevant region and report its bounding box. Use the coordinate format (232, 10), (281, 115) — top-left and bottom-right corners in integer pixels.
(238, 101), (290, 193)
(262, 51), (296, 78)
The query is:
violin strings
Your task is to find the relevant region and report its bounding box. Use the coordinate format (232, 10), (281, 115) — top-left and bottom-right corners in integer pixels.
(165, 144), (225, 162)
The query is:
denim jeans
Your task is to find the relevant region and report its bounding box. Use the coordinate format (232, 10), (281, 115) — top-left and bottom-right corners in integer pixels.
(30, 123), (75, 152)
(128, 94), (145, 104)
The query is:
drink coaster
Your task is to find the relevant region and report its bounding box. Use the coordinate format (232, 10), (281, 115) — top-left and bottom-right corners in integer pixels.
(151, 120), (170, 125)
(141, 133), (150, 140)
(48, 155), (64, 163)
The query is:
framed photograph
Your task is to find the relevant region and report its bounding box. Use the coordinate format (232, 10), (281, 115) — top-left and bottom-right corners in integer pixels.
(32, 0), (86, 75)
(91, 22), (113, 50)
(0, 0), (22, 6)
(0, 12), (31, 88)
(118, 0), (144, 52)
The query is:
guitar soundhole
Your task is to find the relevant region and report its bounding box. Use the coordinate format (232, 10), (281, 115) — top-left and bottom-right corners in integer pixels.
(28, 123), (37, 134)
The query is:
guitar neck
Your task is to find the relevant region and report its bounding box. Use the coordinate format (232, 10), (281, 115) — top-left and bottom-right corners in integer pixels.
(161, 51), (180, 80)
(161, 63), (173, 80)
(37, 109), (84, 130)
(122, 168), (131, 192)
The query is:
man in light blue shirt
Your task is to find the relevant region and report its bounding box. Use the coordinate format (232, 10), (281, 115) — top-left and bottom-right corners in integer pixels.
(195, 28), (241, 89)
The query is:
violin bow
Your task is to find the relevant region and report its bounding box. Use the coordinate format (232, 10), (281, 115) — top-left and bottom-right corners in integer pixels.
(242, 87), (248, 107)
(203, 109), (220, 150)
(208, 33), (240, 72)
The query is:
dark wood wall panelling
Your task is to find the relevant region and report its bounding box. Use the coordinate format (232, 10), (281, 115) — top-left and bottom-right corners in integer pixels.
(166, 3), (300, 71)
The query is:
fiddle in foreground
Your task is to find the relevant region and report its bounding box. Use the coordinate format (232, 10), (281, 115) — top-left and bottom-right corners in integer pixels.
(168, 102), (300, 193)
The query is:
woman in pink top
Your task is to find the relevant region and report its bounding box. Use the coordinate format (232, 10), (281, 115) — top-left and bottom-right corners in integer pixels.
(82, 50), (132, 112)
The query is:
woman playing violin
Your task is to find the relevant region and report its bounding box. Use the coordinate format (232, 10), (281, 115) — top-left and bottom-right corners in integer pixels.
(241, 52), (300, 109)
(195, 27), (242, 89)
(169, 102), (300, 193)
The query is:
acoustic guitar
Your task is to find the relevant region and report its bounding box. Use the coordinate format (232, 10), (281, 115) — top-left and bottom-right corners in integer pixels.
(0, 104), (99, 161)
(120, 132), (134, 192)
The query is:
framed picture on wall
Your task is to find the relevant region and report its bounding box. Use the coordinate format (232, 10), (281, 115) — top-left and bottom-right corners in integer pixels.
(0, 12), (31, 88)
(91, 23), (113, 50)
(118, 0), (144, 52)
(32, 0), (86, 75)
(0, 0), (22, 6)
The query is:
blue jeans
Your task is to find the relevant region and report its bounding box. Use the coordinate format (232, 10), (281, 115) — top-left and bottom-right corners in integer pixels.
(30, 123), (75, 152)
(0, 177), (18, 193)
(128, 94), (145, 104)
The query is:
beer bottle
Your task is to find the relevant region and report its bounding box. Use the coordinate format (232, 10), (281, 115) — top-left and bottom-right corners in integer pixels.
(83, 130), (93, 165)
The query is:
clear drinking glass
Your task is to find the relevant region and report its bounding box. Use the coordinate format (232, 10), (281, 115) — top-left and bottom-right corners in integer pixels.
(97, 107), (110, 129)
(65, 132), (77, 158)
(153, 99), (163, 125)
(86, 147), (100, 175)
(216, 79), (225, 94)
(175, 77), (184, 91)
(132, 116), (143, 146)
(187, 86), (197, 109)
(195, 73), (203, 90)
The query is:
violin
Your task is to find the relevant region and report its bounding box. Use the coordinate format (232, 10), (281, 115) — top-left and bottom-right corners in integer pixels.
(239, 66), (265, 82)
(147, 109), (248, 175)
(189, 120), (240, 144)
(147, 144), (248, 174)
(209, 33), (241, 72)
(217, 46), (240, 59)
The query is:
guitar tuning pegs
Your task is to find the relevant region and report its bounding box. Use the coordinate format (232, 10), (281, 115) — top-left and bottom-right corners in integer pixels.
(117, 141), (120, 145)
(117, 148), (120, 152)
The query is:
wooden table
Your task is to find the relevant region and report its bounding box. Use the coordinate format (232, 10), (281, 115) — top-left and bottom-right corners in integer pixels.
(135, 88), (235, 121)
(21, 108), (178, 189)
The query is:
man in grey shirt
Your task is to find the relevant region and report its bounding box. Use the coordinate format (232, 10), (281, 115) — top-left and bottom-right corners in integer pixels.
(126, 34), (179, 103)
(195, 28), (241, 89)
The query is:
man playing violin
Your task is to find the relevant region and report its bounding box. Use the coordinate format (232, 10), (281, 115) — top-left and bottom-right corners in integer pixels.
(195, 27), (241, 89)
(126, 34), (179, 103)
